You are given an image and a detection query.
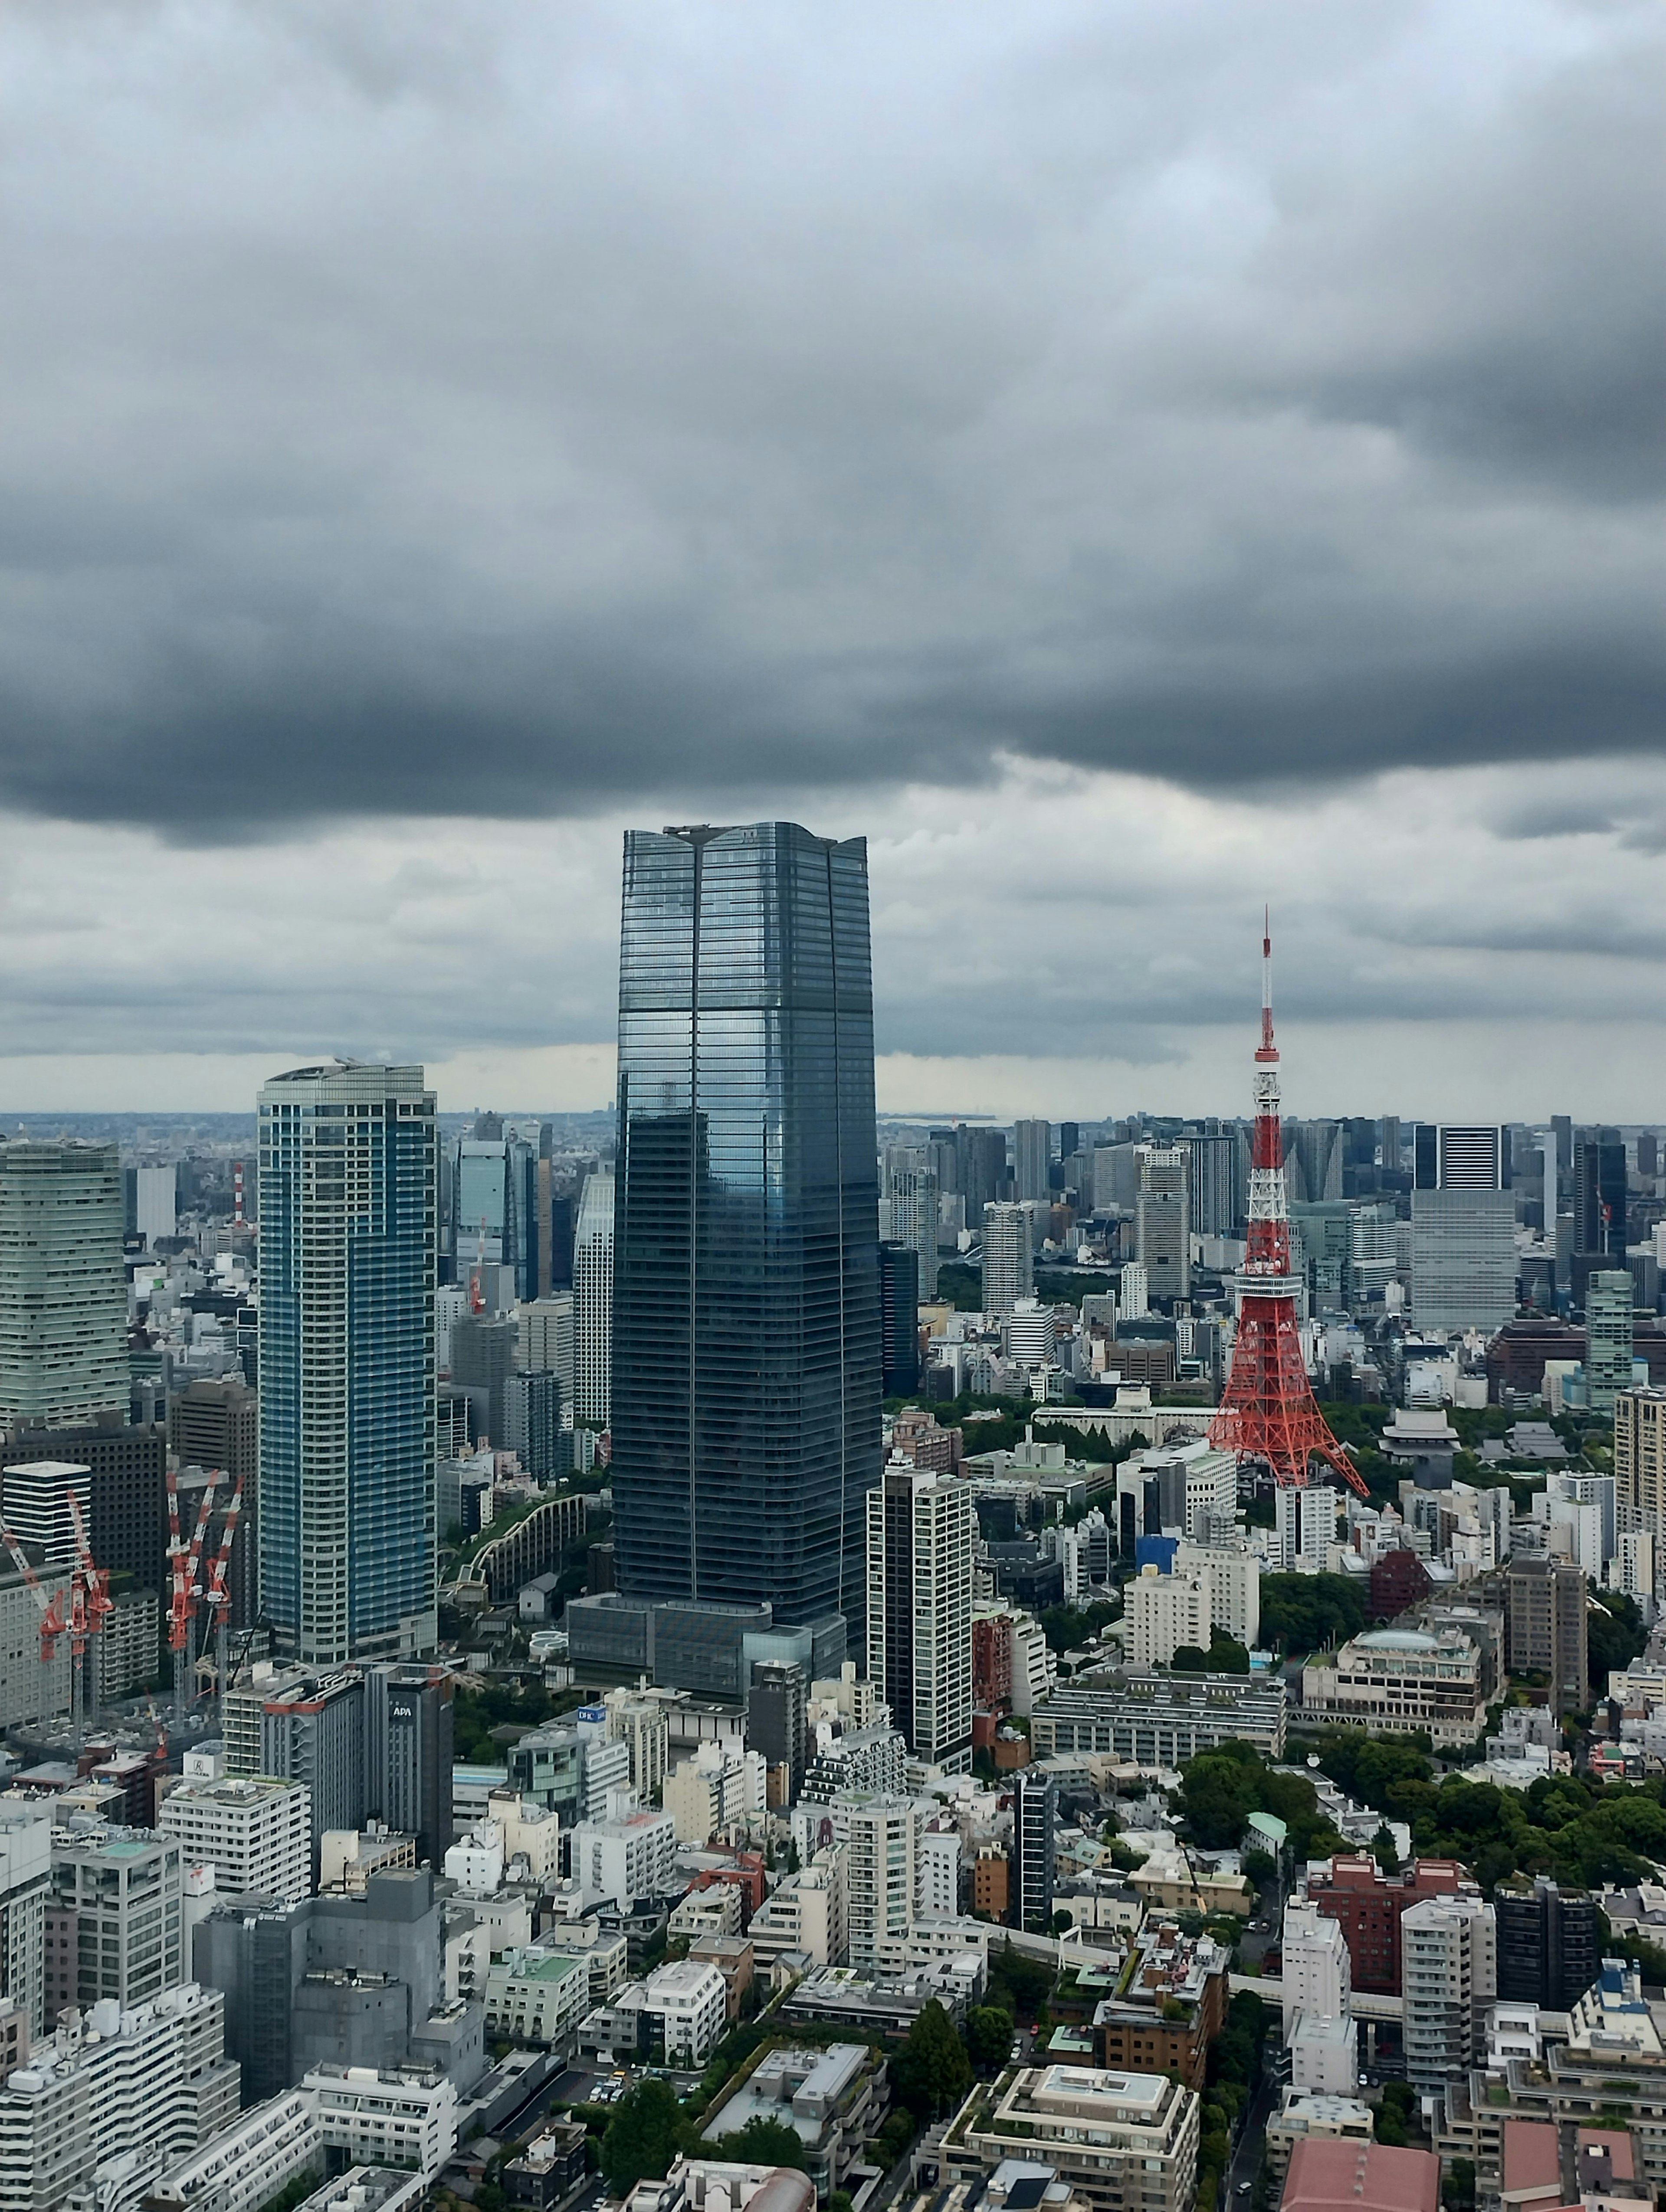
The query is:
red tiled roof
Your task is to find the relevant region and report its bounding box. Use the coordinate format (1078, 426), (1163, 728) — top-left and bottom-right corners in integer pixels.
(1502, 2121), (1561, 2196)
(1282, 2138), (1441, 2212)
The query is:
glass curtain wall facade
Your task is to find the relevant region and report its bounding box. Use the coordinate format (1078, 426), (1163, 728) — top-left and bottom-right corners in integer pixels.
(611, 822), (880, 1633)
(258, 1063), (438, 1665)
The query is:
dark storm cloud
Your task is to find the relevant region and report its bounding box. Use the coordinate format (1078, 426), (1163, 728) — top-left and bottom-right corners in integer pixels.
(0, 0), (1662, 837)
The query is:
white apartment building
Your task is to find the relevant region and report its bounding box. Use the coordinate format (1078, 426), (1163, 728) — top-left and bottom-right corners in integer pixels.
(664, 1742), (767, 1844)
(301, 2064), (459, 2180)
(948, 2065), (1199, 2212)
(1174, 1540), (1261, 1648)
(646, 1958), (728, 2065)
(157, 1776), (312, 1903)
(1401, 1894), (1496, 2092)
(919, 1822), (961, 1918)
(981, 1205), (1033, 1320)
(866, 1468), (974, 1774)
(1276, 1484), (1338, 1573)
(605, 1688), (672, 1800)
(482, 1947), (591, 2047)
(745, 1847), (847, 1968)
(1124, 1567), (1210, 1667)
(840, 1795), (921, 1971)
(1280, 1901), (1351, 2034)
(0, 1983), (241, 2212)
(145, 2087), (322, 2212)
(567, 1789), (676, 1906)
(443, 1826), (505, 1896)
(572, 1172), (613, 1425)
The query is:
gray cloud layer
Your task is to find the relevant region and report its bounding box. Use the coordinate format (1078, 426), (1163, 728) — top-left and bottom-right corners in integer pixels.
(0, 0), (1662, 836)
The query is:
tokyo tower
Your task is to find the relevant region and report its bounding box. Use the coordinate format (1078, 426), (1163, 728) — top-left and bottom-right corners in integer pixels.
(1209, 918), (1368, 1498)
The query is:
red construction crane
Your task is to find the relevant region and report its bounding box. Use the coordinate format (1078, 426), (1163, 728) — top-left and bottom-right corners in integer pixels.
(1209, 918), (1368, 1498)
(469, 1214), (489, 1315)
(198, 1470), (247, 1734)
(0, 1521), (67, 1664)
(165, 1466), (221, 1730)
(65, 1491), (114, 1741)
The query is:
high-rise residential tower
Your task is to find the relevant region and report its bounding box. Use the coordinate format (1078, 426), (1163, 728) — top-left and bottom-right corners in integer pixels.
(981, 1203), (1032, 1319)
(572, 1169), (614, 1425)
(867, 1466), (974, 1774)
(0, 1140), (128, 1430)
(257, 1061), (438, 1666)
(1013, 1119), (1052, 1204)
(1135, 1145), (1190, 1303)
(610, 823), (880, 1636)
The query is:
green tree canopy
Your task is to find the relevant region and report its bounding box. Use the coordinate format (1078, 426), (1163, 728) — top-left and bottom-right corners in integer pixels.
(890, 1999), (974, 2120)
(1259, 1571), (1367, 1655)
(708, 2119), (809, 2171)
(601, 2078), (682, 2196)
(964, 2004), (1017, 2075)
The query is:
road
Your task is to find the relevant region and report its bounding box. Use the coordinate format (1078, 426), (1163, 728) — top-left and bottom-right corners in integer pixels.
(1224, 2059), (1281, 2209)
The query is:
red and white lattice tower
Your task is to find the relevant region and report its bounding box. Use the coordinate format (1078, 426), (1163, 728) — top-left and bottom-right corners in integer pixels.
(1209, 917), (1368, 1497)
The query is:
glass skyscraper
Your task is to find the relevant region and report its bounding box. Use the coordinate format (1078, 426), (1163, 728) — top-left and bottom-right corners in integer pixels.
(258, 1061), (438, 1665)
(611, 822), (881, 1634)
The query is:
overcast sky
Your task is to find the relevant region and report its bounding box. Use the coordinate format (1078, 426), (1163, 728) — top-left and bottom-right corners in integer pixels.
(1, 0), (1662, 1119)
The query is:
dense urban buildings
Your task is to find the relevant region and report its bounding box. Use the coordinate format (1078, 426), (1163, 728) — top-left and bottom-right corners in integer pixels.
(257, 1061), (439, 1665)
(609, 822), (880, 1643)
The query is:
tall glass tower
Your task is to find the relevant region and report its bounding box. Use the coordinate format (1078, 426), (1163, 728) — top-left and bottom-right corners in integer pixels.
(611, 822), (881, 1633)
(258, 1061), (438, 1665)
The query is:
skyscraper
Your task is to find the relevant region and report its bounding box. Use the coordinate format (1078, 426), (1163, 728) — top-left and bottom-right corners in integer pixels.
(257, 1061), (438, 1666)
(610, 822), (880, 1637)
(1410, 1126), (1516, 1335)
(981, 1203), (1032, 1319)
(572, 1168), (614, 1426)
(867, 1465), (974, 1773)
(1013, 1119), (1052, 1204)
(1586, 1270), (1636, 1413)
(1136, 1145), (1190, 1303)
(878, 1243), (921, 1397)
(0, 1140), (128, 1430)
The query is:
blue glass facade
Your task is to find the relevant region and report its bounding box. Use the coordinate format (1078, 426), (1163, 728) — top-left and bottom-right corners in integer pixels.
(610, 823), (881, 1633)
(258, 1063), (438, 1664)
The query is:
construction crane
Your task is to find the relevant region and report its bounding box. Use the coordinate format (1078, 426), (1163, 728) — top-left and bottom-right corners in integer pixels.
(165, 1467), (221, 1733)
(0, 1522), (68, 1695)
(197, 1470), (246, 1739)
(469, 1214), (489, 1314)
(64, 1492), (113, 1744)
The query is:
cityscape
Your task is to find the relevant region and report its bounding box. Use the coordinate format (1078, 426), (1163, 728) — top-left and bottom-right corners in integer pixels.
(1, 821), (1665, 2212)
(1, 9), (1663, 2212)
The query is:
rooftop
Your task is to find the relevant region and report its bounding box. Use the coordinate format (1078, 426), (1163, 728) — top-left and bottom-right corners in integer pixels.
(1282, 2139), (1441, 2212)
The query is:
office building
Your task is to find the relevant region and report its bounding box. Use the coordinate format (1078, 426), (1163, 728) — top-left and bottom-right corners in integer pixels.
(0, 1982), (240, 2212)
(568, 1789), (678, 1904)
(610, 823), (880, 1639)
(878, 1243), (921, 1396)
(46, 1826), (185, 2023)
(883, 1147), (939, 1301)
(0, 1456), (88, 1572)
(0, 1558), (71, 1731)
(572, 1170), (613, 1426)
(1013, 1120), (1052, 1205)
(258, 1061), (438, 1666)
(3, 1420), (169, 1607)
(448, 1313), (517, 1448)
(1574, 1131), (1628, 1260)
(1276, 1482), (1337, 1572)
(128, 1162), (179, 1248)
(0, 1809), (51, 2038)
(1172, 1539), (1260, 1647)
(1505, 1555), (1588, 1715)
(0, 1139), (128, 1430)
(1494, 1875), (1599, 2010)
(159, 1774), (312, 1903)
(956, 1128), (1009, 1216)
(1135, 1147), (1189, 1303)
(1400, 1894), (1495, 2091)
(1011, 1769), (1057, 1933)
(365, 1664), (453, 1866)
(502, 1370), (564, 1480)
(747, 1660), (809, 1798)
(945, 2065), (1200, 2212)
(518, 1295), (575, 1406)
(1411, 1193), (1516, 1335)
(1616, 1387), (1666, 1590)
(866, 1467), (974, 1773)
(1185, 1132), (1240, 1239)
(1413, 1126), (1508, 1191)
(171, 1377), (260, 1622)
(981, 1204), (1032, 1319)
(1300, 1627), (1488, 1751)
(1585, 1271), (1635, 1414)
(1031, 1671), (1287, 1763)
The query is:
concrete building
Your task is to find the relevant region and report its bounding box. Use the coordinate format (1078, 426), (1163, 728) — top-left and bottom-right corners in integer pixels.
(1587, 1271), (1636, 1415)
(567, 1790), (678, 1907)
(257, 1063), (438, 1666)
(1299, 1627), (1488, 1751)
(1172, 1540), (1260, 1648)
(866, 1466), (974, 1774)
(1615, 1388), (1666, 1594)
(1276, 1483), (1338, 1574)
(144, 2087), (323, 2212)
(604, 1688), (672, 1801)
(1092, 1921), (1228, 2090)
(46, 1824), (185, 2023)
(0, 1139), (128, 1430)
(744, 1848), (846, 1969)
(1401, 1893), (1496, 2092)
(842, 1796), (921, 1969)
(1410, 1188), (1516, 1336)
(944, 2065), (1199, 2212)
(301, 2062), (459, 2179)
(572, 1170), (613, 1426)
(518, 1294), (576, 1407)
(0, 1456), (89, 1573)
(1264, 2093), (1374, 2189)
(1030, 1672), (1287, 1763)
(158, 1775), (312, 1904)
(1135, 1149), (1190, 1305)
(1494, 1875), (1599, 2010)
(1013, 1121), (1052, 1206)
(981, 1205), (1033, 1321)
(482, 1946), (591, 2047)
(646, 1957), (728, 2064)
(699, 2043), (882, 2198)
(1505, 1555), (1589, 1715)
(1012, 1770), (1056, 1935)
(0, 1982), (241, 2212)
(1306, 1856), (1472, 1997)
(0, 1558), (72, 1731)
(0, 1807), (51, 2038)
(1123, 1567), (1209, 1669)
(664, 1744), (766, 1845)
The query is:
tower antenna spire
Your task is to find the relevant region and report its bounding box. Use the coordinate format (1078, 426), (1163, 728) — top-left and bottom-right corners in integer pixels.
(1210, 916), (1367, 1498)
